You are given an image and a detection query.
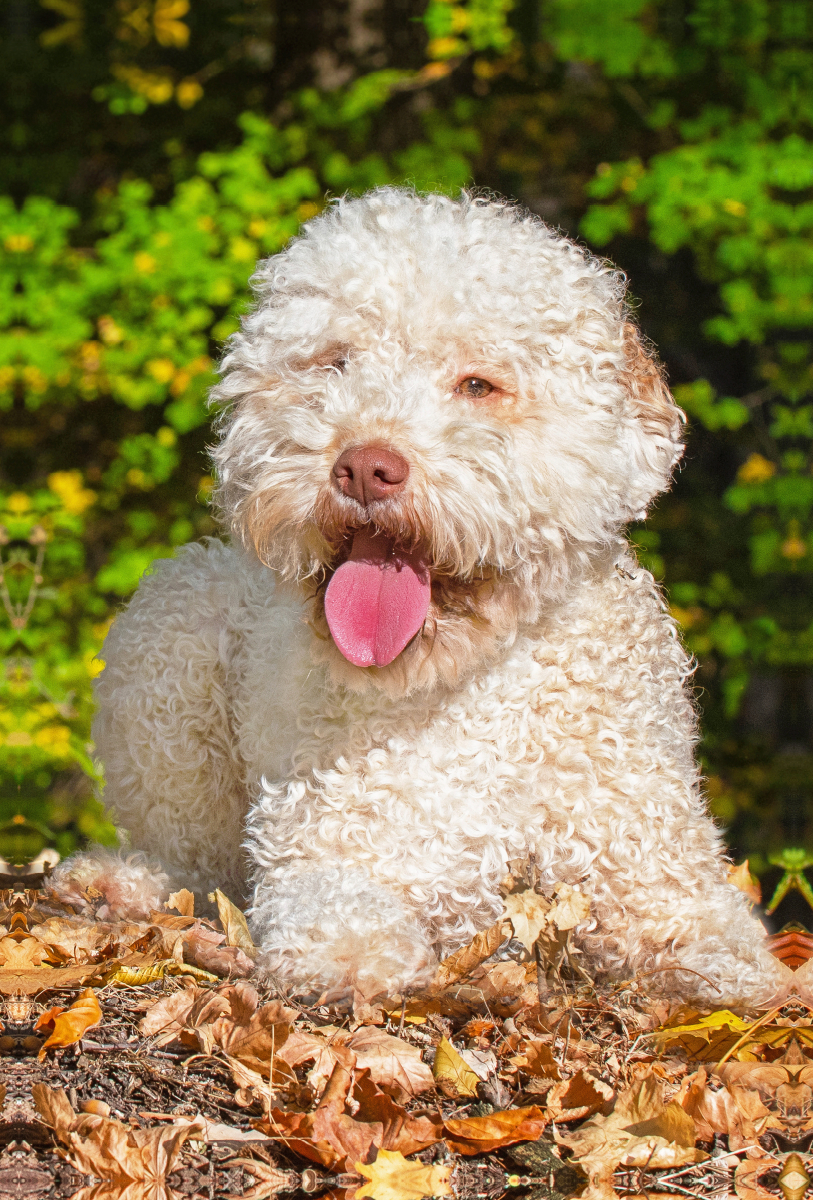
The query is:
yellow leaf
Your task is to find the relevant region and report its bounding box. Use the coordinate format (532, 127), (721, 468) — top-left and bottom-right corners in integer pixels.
(548, 883), (590, 930)
(653, 1009), (754, 1041)
(104, 959), (217, 986)
(355, 1149), (452, 1200)
(209, 888), (257, 957)
(432, 1036), (480, 1098)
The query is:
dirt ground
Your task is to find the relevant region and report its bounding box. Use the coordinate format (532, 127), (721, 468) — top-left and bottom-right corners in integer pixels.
(0, 866), (806, 1200)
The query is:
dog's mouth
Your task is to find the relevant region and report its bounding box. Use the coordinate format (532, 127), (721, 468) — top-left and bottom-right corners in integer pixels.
(323, 526), (432, 668)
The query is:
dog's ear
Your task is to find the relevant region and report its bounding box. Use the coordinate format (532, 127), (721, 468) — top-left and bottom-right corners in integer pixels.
(620, 321), (681, 444)
(618, 321), (684, 513)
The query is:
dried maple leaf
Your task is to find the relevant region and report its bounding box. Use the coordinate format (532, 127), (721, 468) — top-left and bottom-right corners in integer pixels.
(33, 1083), (203, 1200)
(37, 988), (102, 1060)
(211, 985), (293, 1071)
(558, 1072), (706, 1200)
(432, 1036), (480, 1099)
(356, 1149), (452, 1200)
(258, 1063), (441, 1170)
(443, 1106), (548, 1154)
(509, 1039), (561, 1080)
(547, 883), (590, 930)
(344, 1028), (434, 1103)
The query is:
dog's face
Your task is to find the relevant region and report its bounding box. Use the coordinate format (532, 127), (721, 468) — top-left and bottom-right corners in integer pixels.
(213, 190), (683, 694)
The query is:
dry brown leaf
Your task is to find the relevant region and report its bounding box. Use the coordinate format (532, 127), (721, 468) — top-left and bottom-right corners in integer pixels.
(509, 1039), (561, 1080)
(503, 891), (551, 952)
(443, 1105), (548, 1154)
(546, 1070), (613, 1121)
(209, 888), (257, 958)
(139, 984), (231, 1049)
(547, 883), (590, 930)
(258, 1063), (441, 1170)
(356, 1149), (452, 1200)
(211, 985), (293, 1071)
(33, 1082), (203, 1200)
(37, 987), (102, 1059)
(432, 1036), (480, 1098)
(344, 1027), (435, 1102)
(165, 889), (195, 917)
(183, 925), (255, 977)
(433, 922), (507, 988)
(0, 961), (108, 995)
(558, 1072), (707, 1200)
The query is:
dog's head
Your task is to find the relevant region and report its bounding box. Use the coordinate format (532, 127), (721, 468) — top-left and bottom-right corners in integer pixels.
(212, 189), (683, 694)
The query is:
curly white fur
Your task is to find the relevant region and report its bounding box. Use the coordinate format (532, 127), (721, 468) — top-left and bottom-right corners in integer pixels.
(83, 189), (789, 1006)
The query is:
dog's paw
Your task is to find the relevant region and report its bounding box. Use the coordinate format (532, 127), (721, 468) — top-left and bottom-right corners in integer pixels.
(250, 866), (436, 1001)
(47, 848), (171, 921)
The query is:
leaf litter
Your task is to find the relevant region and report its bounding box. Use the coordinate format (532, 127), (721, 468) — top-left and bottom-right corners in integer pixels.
(0, 865), (807, 1197)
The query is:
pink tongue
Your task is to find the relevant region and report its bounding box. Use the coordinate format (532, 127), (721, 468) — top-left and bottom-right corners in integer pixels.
(324, 529), (431, 668)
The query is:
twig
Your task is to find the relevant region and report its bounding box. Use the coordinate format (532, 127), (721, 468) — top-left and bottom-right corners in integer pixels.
(715, 1005), (782, 1069)
(635, 965), (721, 993)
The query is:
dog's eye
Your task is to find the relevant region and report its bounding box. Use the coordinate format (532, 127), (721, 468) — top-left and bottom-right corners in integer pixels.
(456, 377), (494, 400)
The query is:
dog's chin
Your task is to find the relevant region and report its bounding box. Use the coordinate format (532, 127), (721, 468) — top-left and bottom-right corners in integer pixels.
(308, 571), (539, 697)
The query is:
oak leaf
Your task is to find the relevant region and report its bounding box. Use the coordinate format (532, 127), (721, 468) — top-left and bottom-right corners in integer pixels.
(355, 1149), (452, 1200)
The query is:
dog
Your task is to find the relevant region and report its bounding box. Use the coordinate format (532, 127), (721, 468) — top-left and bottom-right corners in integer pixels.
(57, 188), (790, 1007)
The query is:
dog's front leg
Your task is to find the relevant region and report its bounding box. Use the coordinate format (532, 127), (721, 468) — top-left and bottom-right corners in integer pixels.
(247, 860), (437, 1001)
(587, 875), (791, 1008)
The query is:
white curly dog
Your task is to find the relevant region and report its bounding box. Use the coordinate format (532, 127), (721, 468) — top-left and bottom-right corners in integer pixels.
(60, 189), (791, 1007)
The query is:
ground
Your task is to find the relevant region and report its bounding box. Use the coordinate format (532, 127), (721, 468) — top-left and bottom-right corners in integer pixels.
(0, 864), (806, 1200)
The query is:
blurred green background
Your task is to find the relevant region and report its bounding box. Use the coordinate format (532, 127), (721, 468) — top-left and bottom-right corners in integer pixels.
(2, 0), (812, 914)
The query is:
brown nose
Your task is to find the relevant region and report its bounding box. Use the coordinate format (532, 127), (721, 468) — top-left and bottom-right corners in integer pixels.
(332, 446), (409, 506)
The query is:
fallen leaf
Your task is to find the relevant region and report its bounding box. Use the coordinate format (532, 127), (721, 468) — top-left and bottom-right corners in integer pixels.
(212, 985), (293, 1071)
(559, 1072), (707, 1200)
(509, 1039), (561, 1080)
(226, 1157), (302, 1200)
(139, 984), (230, 1049)
(37, 988), (102, 1059)
(33, 1083), (203, 1200)
(433, 923), (507, 988)
(183, 925), (255, 977)
(356, 1149), (452, 1200)
(105, 958), (218, 986)
(443, 1105), (548, 1154)
(258, 1063), (441, 1170)
(165, 889), (195, 917)
(503, 891), (552, 952)
(546, 1070), (613, 1120)
(345, 1027), (435, 1103)
(0, 961), (108, 995)
(432, 1036), (480, 1098)
(547, 883), (590, 930)
(209, 888), (257, 958)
